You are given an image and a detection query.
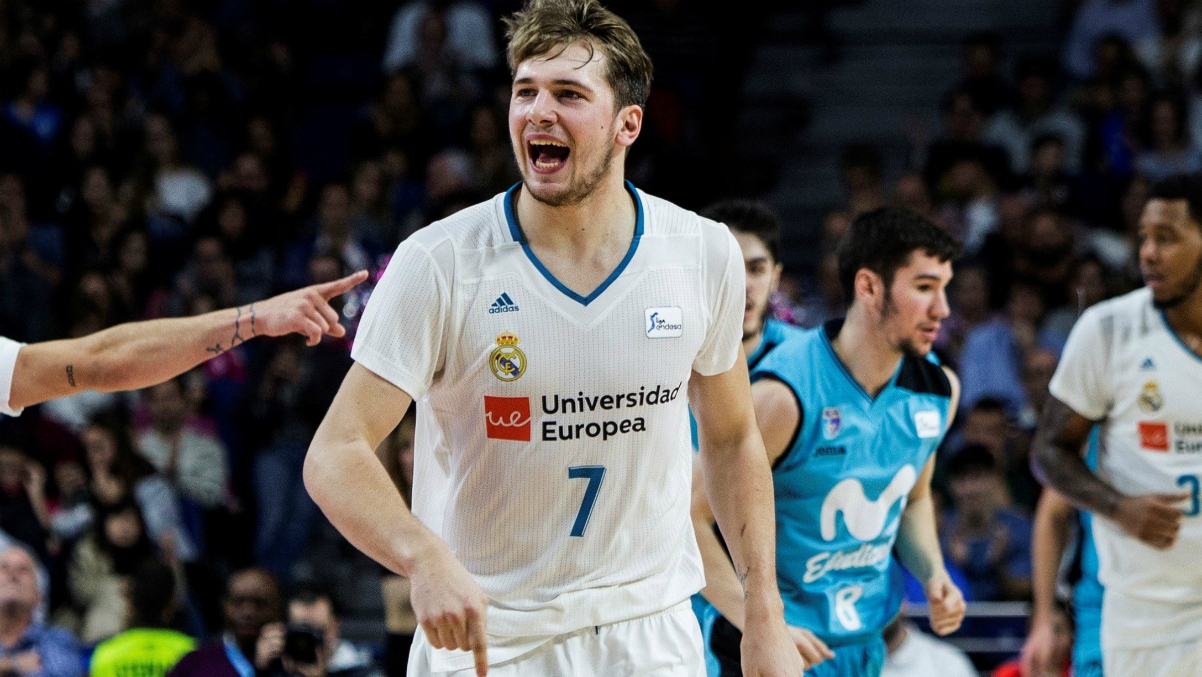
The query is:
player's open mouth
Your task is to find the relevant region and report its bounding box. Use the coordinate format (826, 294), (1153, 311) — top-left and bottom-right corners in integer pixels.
(528, 138), (570, 173)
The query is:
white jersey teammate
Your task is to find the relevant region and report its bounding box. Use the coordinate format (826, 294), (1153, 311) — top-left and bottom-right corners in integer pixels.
(303, 1), (803, 676)
(1033, 174), (1202, 676)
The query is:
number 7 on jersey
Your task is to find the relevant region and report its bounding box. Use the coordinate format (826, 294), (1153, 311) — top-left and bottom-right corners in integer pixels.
(568, 466), (606, 537)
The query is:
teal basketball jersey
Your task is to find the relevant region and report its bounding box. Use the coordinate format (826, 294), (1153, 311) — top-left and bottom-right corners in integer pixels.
(751, 320), (952, 647)
(1072, 428), (1104, 677)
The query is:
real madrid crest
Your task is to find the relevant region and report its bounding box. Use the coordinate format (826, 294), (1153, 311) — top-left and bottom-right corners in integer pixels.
(1139, 381), (1163, 413)
(490, 332), (526, 382)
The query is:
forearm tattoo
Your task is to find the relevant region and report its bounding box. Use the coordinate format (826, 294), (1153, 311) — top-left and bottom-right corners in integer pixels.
(206, 304), (259, 356)
(1032, 398), (1120, 516)
(65, 365), (76, 388)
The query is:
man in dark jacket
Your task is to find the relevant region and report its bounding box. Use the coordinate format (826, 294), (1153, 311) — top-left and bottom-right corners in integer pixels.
(169, 568), (282, 677)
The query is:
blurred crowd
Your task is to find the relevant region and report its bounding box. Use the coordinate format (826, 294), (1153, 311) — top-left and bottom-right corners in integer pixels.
(0, 0), (1195, 675)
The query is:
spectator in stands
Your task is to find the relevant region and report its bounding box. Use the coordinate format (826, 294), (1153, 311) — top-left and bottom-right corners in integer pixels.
(67, 498), (169, 643)
(1017, 348), (1058, 432)
(1020, 135), (1079, 214)
(840, 143), (885, 216)
(942, 445), (1034, 602)
(169, 568), (281, 677)
(880, 613), (977, 677)
(2, 64), (65, 154)
(987, 58), (1087, 175)
(263, 583), (383, 677)
(0, 544), (81, 677)
(959, 279), (1047, 417)
(136, 113), (214, 227)
(1064, 0), (1161, 80)
(137, 378), (229, 510)
(936, 264), (992, 360)
(244, 332), (352, 581)
(1014, 210), (1079, 309)
(924, 89), (1012, 197)
(0, 448), (49, 564)
(1134, 90), (1202, 179)
(1040, 256), (1110, 352)
(382, 0), (497, 74)
(0, 174), (57, 343)
(89, 559), (195, 677)
(952, 32), (1011, 117)
(468, 105), (519, 197)
(1133, 0), (1202, 87)
(959, 397), (1039, 510)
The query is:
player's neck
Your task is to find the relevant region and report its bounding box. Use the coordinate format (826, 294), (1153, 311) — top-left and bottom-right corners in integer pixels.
(741, 329), (764, 358)
(1162, 285), (1202, 353)
(831, 309), (902, 398)
(515, 172), (634, 255)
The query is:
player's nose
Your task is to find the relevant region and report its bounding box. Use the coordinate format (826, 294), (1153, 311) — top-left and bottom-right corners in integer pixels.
(527, 90), (557, 126)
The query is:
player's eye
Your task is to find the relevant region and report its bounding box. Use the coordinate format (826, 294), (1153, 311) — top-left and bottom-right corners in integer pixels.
(515, 88), (537, 98)
(559, 90), (583, 100)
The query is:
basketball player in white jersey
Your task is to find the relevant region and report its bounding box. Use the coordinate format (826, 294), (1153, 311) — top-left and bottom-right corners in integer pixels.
(0, 272), (366, 417)
(302, 1), (804, 676)
(1033, 173), (1202, 676)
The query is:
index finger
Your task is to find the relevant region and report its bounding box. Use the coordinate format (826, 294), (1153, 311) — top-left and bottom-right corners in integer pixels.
(315, 270), (370, 300)
(468, 613), (488, 677)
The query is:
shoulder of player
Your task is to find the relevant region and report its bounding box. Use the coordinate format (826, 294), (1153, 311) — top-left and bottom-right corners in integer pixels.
(636, 189), (724, 240)
(751, 328), (819, 378)
(408, 193), (509, 250)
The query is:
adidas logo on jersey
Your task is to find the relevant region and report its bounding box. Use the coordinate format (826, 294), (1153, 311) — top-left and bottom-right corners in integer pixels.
(489, 293), (520, 314)
(1140, 357), (1157, 371)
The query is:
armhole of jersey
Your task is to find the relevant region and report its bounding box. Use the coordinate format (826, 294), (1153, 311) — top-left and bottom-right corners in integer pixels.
(750, 371), (804, 470)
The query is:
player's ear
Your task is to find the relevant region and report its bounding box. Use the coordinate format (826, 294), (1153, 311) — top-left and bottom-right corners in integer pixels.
(853, 268), (881, 305)
(614, 104), (642, 148)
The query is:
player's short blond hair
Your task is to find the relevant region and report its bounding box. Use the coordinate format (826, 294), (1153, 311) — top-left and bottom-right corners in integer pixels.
(504, 0), (653, 110)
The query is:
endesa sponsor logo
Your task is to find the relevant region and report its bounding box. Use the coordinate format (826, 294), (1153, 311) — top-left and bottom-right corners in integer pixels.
(1139, 421), (1169, 452)
(485, 396), (531, 441)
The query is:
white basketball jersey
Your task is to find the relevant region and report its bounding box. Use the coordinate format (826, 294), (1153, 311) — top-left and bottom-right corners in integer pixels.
(1050, 287), (1202, 649)
(0, 336), (24, 417)
(351, 183), (743, 666)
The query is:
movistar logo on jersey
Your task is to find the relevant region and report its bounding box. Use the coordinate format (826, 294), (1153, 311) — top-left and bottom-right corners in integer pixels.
(802, 465), (918, 584)
(489, 293), (519, 314)
(645, 307), (683, 338)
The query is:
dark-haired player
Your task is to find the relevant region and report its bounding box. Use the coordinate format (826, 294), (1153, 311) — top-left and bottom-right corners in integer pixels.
(1033, 174), (1202, 676)
(689, 201), (804, 673)
(695, 208), (967, 676)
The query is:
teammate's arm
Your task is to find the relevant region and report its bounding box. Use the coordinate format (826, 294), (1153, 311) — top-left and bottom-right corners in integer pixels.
(690, 357), (807, 676)
(896, 453), (966, 636)
(1020, 489), (1073, 677)
(8, 272), (367, 409)
(1031, 397), (1186, 550)
(304, 364), (490, 676)
(895, 366), (965, 636)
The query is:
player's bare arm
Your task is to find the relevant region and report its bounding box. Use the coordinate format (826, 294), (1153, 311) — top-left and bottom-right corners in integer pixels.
(8, 271), (368, 410)
(690, 353), (807, 677)
(1032, 397), (1186, 550)
(895, 366), (964, 636)
(1020, 489), (1073, 677)
(304, 364), (490, 677)
(692, 373), (833, 669)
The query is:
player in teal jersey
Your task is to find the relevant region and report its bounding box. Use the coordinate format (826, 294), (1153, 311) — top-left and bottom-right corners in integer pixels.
(1021, 429), (1104, 677)
(687, 201), (804, 676)
(693, 208), (967, 676)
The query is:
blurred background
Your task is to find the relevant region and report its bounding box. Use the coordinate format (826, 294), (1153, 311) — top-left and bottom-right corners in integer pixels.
(0, 0), (1185, 675)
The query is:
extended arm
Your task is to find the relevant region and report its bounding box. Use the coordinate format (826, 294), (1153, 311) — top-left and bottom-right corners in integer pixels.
(304, 363), (489, 676)
(9, 271), (367, 409)
(896, 454), (965, 635)
(690, 357), (805, 676)
(1020, 489), (1073, 676)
